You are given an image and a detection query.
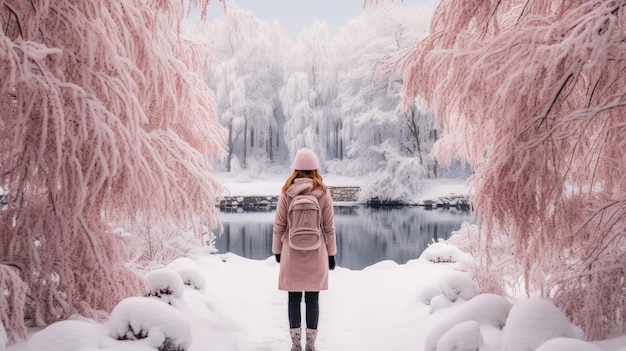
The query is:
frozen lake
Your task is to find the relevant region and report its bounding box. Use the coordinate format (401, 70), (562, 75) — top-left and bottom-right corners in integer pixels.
(213, 205), (474, 270)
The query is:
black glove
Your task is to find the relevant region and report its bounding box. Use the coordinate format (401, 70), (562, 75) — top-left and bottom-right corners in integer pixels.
(275, 254), (281, 263)
(329, 256), (336, 270)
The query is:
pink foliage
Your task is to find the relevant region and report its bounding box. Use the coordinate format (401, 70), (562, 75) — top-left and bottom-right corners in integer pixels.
(0, 0), (225, 342)
(399, 0), (626, 339)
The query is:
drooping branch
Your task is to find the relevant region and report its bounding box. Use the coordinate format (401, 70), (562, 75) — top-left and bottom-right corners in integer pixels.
(0, 0), (226, 341)
(398, 0), (626, 339)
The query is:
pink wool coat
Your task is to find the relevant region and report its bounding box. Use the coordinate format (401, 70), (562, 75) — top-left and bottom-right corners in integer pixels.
(272, 178), (337, 291)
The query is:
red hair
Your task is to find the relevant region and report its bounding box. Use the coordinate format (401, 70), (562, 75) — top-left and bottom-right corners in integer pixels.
(281, 170), (327, 194)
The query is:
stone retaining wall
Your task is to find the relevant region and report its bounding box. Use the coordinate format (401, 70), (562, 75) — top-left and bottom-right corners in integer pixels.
(218, 186), (471, 211)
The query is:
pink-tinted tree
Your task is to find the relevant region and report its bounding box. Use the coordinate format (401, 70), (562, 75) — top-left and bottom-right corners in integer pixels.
(0, 0), (225, 342)
(399, 0), (625, 339)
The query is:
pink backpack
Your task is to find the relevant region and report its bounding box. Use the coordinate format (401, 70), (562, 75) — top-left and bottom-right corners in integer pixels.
(287, 194), (323, 251)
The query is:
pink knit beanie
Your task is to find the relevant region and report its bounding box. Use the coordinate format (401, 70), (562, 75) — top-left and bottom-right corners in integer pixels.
(293, 148), (319, 170)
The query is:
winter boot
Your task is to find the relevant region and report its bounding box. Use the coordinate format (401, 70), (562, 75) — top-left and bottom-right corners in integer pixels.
(305, 328), (318, 351)
(290, 328), (302, 351)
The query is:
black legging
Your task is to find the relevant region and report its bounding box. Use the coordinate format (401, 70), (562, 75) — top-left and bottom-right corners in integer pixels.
(288, 291), (319, 329)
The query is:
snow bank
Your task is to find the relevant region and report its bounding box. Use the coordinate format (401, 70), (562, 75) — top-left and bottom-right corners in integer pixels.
(424, 294), (513, 351)
(502, 297), (585, 351)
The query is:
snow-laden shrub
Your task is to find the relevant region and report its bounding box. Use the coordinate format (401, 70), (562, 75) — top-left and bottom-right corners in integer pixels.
(424, 294), (512, 351)
(174, 267), (206, 291)
(535, 337), (604, 351)
(501, 297), (584, 351)
(436, 320), (483, 351)
(446, 223), (511, 295)
(167, 258), (206, 291)
(439, 270), (479, 302)
(356, 142), (426, 202)
(420, 240), (468, 264)
(108, 297), (192, 351)
(127, 221), (216, 268)
(146, 268), (185, 304)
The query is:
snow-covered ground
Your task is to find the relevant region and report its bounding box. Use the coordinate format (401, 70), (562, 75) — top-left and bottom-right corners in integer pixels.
(8, 249), (626, 351)
(6, 174), (626, 351)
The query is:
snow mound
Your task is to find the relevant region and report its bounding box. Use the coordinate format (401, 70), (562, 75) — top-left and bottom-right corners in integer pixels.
(418, 270), (479, 313)
(535, 337), (604, 351)
(146, 268), (185, 303)
(439, 270), (479, 302)
(174, 266), (206, 291)
(424, 293), (512, 351)
(437, 320), (483, 351)
(21, 319), (110, 351)
(502, 297), (584, 351)
(429, 294), (464, 314)
(418, 283), (442, 305)
(167, 258), (206, 291)
(420, 240), (468, 263)
(108, 296), (192, 351)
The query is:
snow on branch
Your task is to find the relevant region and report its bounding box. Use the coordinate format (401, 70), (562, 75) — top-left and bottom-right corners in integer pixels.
(0, 0), (225, 341)
(398, 0), (626, 339)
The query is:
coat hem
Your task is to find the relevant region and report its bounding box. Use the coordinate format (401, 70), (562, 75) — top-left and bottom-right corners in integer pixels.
(279, 287), (329, 291)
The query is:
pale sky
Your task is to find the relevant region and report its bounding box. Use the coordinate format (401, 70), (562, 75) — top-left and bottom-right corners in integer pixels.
(204, 0), (437, 40)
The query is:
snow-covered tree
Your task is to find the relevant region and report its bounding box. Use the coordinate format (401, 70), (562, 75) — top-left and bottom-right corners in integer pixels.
(331, 4), (433, 200)
(0, 0), (225, 342)
(280, 21), (340, 169)
(399, 0), (626, 338)
(193, 4), (290, 173)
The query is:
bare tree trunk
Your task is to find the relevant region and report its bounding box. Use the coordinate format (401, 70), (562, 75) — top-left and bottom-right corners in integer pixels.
(431, 129), (438, 178)
(335, 120), (343, 159)
(227, 122), (234, 172)
(242, 112), (248, 168)
(406, 107), (423, 166)
(250, 127), (255, 151)
(268, 126), (274, 162)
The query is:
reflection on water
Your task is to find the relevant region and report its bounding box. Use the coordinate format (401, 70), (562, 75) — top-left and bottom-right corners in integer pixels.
(214, 205), (474, 270)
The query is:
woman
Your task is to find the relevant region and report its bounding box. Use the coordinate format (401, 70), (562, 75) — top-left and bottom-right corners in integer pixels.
(272, 148), (337, 351)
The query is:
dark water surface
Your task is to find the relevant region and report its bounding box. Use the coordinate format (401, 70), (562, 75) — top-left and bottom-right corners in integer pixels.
(213, 205), (474, 270)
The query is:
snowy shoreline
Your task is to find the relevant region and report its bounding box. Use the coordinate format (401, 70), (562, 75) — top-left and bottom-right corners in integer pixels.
(215, 173), (471, 209)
